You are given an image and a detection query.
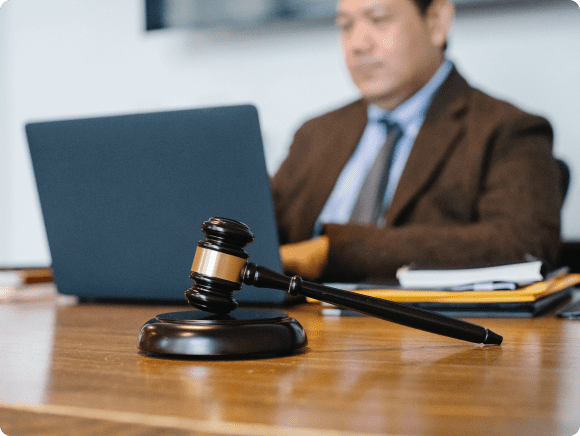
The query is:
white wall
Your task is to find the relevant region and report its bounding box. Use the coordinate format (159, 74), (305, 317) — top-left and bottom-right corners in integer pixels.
(0, 0), (578, 267)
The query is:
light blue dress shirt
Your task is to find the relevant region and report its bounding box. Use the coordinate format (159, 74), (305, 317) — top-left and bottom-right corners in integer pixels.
(314, 60), (454, 234)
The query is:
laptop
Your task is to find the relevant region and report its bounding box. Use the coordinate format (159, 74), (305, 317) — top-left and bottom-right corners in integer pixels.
(26, 105), (288, 303)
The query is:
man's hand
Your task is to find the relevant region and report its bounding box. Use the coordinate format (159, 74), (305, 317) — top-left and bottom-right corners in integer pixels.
(279, 235), (329, 280)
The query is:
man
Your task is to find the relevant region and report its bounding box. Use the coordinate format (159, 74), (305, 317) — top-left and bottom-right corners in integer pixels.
(272, 0), (562, 283)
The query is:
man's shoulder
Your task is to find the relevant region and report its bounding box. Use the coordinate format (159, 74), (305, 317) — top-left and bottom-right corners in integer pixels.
(460, 77), (549, 127)
(447, 73), (554, 150)
(434, 68), (546, 125)
(470, 87), (538, 117)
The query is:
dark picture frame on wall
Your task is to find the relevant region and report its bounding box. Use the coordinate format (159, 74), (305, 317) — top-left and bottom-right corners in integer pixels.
(145, 0), (556, 31)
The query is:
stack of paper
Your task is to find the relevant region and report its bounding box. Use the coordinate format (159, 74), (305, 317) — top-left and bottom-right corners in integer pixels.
(0, 268), (57, 302)
(313, 271), (579, 318)
(354, 273), (580, 303)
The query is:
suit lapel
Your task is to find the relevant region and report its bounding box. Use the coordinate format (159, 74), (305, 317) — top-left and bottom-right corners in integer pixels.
(385, 69), (470, 226)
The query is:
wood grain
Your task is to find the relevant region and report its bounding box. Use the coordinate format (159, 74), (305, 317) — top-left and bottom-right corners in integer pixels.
(1, 301), (579, 436)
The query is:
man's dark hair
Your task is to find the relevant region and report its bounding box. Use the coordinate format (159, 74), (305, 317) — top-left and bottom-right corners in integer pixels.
(412, 0), (435, 14)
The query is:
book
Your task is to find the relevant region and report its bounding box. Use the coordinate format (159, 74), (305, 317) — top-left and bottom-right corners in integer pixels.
(313, 274), (580, 318)
(395, 259), (545, 289)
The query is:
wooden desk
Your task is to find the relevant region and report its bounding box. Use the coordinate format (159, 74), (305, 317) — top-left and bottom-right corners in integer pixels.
(1, 301), (579, 436)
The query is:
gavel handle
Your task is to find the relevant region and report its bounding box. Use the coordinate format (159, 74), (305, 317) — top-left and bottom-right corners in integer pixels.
(243, 263), (502, 345)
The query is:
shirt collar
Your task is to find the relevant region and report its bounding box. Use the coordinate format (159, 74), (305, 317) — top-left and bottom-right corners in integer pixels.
(367, 59), (454, 131)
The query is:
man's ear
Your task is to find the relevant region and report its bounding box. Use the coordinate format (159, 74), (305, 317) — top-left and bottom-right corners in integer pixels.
(427, 0), (455, 50)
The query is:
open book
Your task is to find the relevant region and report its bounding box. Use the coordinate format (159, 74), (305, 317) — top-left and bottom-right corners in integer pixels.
(396, 259), (545, 289)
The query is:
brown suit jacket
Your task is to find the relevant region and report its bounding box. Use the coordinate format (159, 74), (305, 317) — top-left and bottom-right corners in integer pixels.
(272, 69), (562, 282)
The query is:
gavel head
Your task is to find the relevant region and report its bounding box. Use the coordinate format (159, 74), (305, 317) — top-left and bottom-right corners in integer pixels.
(186, 217), (254, 314)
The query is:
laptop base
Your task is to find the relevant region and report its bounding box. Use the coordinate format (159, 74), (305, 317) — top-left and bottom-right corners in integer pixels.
(138, 309), (307, 358)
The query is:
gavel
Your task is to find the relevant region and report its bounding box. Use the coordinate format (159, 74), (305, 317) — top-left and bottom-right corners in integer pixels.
(186, 217), (502, 345)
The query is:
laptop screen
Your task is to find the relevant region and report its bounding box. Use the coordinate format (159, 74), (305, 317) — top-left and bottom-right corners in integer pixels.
(26, 105), (285, 303)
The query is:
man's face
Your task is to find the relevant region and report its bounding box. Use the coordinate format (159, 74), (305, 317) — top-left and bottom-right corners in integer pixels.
(337, 0), (445, 110)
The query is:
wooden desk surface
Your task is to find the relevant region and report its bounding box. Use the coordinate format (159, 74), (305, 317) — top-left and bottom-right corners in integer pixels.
(0, 301), (579, 436)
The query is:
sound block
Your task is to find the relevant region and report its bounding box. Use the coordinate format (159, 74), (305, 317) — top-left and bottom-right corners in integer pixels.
(138, 309), (307, 358)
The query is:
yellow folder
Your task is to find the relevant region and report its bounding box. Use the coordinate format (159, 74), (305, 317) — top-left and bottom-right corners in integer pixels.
(307, 273), (580, 304)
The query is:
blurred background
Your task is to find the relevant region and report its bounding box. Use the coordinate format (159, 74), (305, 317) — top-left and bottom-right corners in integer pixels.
(0, 0), (578, 268)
